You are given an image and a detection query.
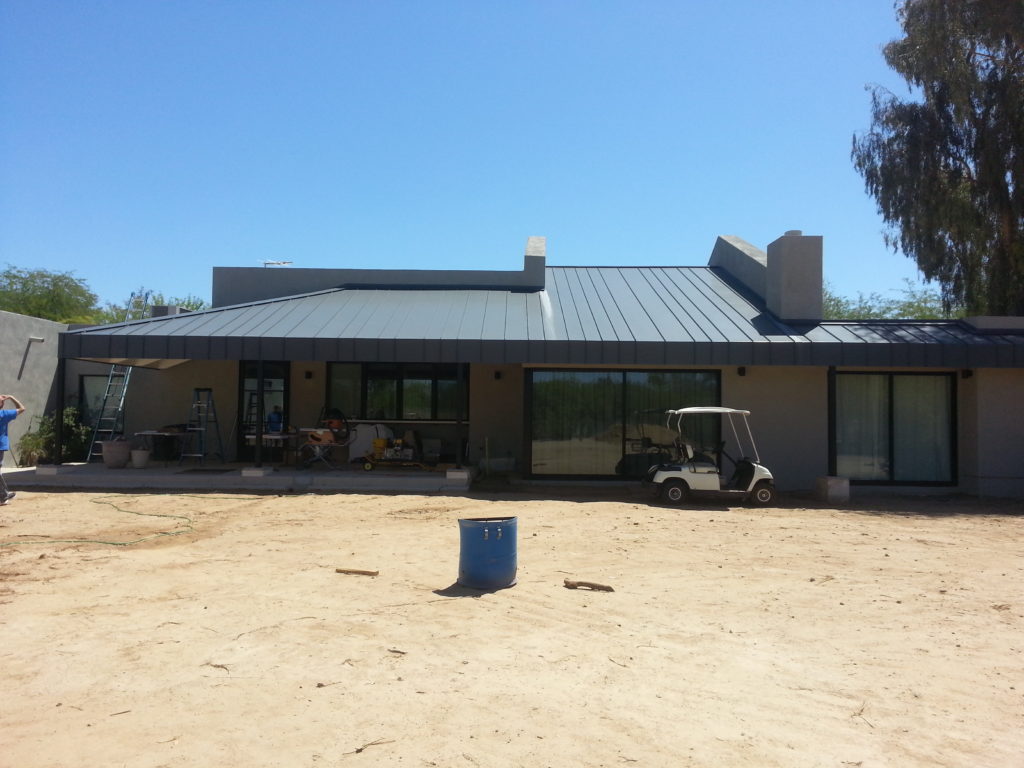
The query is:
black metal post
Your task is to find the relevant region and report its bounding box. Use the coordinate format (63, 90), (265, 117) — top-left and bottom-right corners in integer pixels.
(455, 363), (465, 468)
(826, 366), (836, 476)
(55, 356), (66, 465)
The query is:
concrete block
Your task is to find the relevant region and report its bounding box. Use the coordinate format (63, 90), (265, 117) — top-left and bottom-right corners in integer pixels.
(816, 476), (849, 504)
(241, 467), (275, 477)
(35, 465), (62, 475)
(446, 468), (472, 482)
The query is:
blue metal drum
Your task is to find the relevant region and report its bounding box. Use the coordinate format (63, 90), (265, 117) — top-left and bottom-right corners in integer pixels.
(457, 517), (517, 589)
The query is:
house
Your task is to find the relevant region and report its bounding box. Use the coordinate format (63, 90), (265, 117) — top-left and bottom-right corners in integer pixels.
(0, 311), (66, 456)
(38, 232), (1024, 497)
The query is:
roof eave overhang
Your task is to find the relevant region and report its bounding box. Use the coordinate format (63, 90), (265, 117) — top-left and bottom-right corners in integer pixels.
(59, 333), (1024, 369)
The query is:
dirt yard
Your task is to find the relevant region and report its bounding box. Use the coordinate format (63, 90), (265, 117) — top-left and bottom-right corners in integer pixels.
(1, 489), (1021, 767)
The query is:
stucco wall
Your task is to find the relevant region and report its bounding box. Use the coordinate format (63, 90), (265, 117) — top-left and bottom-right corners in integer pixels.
(0, 311), (66, 467)
(468, 364), (524, 471)
(288, 362), (328, 429)
(105, 361), (241, 459)
(721, 365), (829, 492)
(961, 368), (1024, 498)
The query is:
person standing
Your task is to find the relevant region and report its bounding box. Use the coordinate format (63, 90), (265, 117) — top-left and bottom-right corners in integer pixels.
(0, 394), (26, 505)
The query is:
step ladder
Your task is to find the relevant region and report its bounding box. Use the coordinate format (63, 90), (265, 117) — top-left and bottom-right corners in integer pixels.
(243, 391), (260, 434)
(179, 388), (224, 464)
(86, 291), (152, 461)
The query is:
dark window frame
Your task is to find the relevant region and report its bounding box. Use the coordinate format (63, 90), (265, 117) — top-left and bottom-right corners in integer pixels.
(237, 360), (290, 459)
(828, 370), (957, 486)
(77, 374), (109, 428)
(327, 362), (469, 422)
(525, 368), (722, 479)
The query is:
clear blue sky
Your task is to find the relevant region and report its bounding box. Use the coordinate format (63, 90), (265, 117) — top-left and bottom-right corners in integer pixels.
(1, 1), (922, 308)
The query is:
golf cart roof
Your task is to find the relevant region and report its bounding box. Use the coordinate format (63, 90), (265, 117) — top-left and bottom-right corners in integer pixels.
(668, 407), (751, 416)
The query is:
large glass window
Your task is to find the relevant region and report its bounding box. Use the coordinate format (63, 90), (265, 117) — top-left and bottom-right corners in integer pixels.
(625, 371), (720, 453)
(238, 361), (289, 459)
(893, 375), (953, 482)
(327, 363), (467, 421)
(835, 374), (890, 480)
(366, 364), (400, 420)
(834, 373), (954, 483)
(78, 375), (108, 428)
(327, 364), (361, 419)
(531, 371), (623, 475)
(530, 369), (720, 476)
(240, 361), (289, 434)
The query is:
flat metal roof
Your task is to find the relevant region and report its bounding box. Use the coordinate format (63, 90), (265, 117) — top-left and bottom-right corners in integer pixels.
(60, 267), (1024, 368)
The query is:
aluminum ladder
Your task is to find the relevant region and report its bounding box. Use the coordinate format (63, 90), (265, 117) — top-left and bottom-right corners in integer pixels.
(179, 388), (224, 464)
(86, 292), (151, 461)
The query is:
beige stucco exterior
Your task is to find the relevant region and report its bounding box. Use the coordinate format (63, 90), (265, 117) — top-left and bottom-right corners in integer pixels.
(28, 342), (1024, 499)
(959, 368), (1024, 497)
(721, 365), (829, 492)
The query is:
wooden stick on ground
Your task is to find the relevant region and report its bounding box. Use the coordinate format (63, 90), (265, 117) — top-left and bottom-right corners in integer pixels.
(335, 568), (379, 577)
(564, 578), (614, 592)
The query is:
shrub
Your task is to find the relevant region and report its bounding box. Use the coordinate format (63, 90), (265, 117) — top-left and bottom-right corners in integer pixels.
(15, 407), (93, 465)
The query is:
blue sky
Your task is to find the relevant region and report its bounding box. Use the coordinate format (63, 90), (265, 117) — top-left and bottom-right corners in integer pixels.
(1, 1), (920, 307)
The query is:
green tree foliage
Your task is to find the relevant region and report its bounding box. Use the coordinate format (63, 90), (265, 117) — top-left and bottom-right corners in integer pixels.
(851, 0), (1024, 315)
(0, 268), (209, 325)
(823, 278), (965, 320)
(0, 265), (99, 323)
(93, 287), (209, 325)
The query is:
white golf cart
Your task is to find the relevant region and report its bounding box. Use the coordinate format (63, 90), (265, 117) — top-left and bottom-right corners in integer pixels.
(645, 407), (776, 506)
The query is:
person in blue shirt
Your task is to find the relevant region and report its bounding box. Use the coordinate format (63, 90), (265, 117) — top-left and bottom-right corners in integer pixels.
(0, 394), (26, 506)
(266, 405), (284, 433)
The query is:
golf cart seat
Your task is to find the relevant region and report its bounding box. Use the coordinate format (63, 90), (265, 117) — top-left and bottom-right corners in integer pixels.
(674, 438), (716, 473)
(673, 437), (693, 461)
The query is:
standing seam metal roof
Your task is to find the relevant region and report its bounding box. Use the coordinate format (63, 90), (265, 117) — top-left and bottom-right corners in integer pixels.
(60, 267), (1024, 368)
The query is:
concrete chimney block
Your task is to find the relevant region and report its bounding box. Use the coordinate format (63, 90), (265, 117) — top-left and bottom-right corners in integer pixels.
(766, 232), (823, 323)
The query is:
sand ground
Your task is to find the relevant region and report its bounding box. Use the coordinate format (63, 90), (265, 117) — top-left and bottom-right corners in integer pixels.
(1, 489), (1021, 767)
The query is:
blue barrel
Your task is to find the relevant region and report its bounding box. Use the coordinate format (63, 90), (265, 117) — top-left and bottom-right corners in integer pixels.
(458, 517), (517, 589)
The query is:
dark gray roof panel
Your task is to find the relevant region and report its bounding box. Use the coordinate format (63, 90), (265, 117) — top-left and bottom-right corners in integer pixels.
(60, 267), (1024, 368)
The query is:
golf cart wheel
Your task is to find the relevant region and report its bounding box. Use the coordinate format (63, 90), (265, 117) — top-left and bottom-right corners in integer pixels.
(750, 481), (776, 507)
(363, 461), (374, 471)
(663, 479), (689, 505)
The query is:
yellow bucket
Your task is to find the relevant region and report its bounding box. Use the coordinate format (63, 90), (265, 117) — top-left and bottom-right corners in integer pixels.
(372, 438), (388, 459)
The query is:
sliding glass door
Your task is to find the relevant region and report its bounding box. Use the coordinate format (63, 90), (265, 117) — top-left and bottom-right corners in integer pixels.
(530, 371), (622, 475)
(529, 369), (719, 477)
(834, 372), (954, 484)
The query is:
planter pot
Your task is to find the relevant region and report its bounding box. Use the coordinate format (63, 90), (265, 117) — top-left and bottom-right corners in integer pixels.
(130, 449), (151, 469)
(100, 440), (131, 469)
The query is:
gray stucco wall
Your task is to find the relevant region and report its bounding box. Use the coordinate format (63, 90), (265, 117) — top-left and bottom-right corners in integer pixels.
(722, 365), (829, 492)
(0, 311), (66, 467)
(961, 368), (1024, 498)
(211, 245), (547, 307)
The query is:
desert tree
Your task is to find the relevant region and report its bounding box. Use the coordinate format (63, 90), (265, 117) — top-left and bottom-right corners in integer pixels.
(0, 264), (99, 323)
(852, 0), (1024, 315)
